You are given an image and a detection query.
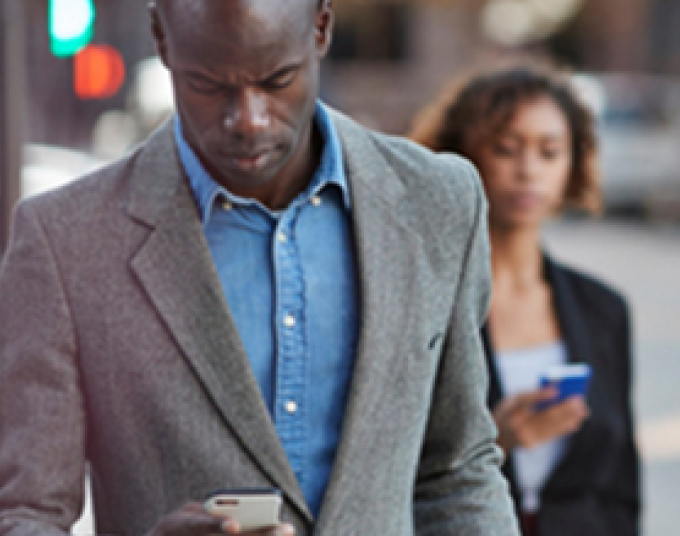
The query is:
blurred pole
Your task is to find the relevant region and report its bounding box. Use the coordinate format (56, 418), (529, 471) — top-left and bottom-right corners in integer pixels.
(0, 0), (26, 254)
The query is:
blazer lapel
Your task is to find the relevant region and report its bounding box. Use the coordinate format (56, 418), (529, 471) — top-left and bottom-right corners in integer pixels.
(544, 255), (594, 370)
(481, 326), (503, 408)
(314, 112), (426, 531)
(542, 255), (603, 490)
(125, 123), (310, 520)
(481, 325), (524, 513)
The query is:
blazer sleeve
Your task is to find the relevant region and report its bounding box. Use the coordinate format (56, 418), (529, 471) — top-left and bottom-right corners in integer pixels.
(601, 300), (642, 536)
(413, 165), (519, 535)
(0, 201), (85, 536)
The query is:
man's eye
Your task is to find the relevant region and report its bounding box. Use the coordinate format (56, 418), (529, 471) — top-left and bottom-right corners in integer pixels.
(187, 78), (221, 94)
(262, 70), (297, 90)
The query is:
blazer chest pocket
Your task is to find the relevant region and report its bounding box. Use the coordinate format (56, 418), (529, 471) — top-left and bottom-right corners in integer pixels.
(427, 332), (444, 352)
(371, 329), (446, 438)
(402, 330), (445, 395)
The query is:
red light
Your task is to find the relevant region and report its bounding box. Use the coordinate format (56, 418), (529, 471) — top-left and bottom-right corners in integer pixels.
(74, 45), (125, 99)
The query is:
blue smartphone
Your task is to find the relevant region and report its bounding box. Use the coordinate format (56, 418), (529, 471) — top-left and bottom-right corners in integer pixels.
(536, 363), (592, 411)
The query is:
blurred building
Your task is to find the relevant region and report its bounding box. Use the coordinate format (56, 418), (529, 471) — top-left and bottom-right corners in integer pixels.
(324, 0), (678, 134)
(18, 0), (680, 146)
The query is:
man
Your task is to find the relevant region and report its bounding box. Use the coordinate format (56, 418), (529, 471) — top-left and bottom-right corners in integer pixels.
(0, 0), (519, 535)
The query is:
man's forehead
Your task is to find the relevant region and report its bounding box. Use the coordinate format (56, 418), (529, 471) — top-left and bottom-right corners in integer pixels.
(157, 0), (320, 73)
(157, 0), (318, 46)
(158, 0), (317, 19)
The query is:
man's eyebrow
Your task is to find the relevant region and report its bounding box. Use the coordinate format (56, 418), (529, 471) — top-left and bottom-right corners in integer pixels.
(184, 70), (218, 80)
(177, 70), (222, 85)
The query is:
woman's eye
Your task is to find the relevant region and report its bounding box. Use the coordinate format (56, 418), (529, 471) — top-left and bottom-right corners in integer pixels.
(541, 148), (563, 159)
(493, 144), (515, 156)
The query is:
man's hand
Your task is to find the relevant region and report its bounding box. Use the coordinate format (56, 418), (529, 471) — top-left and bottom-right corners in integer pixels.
(492, 387), (589, 455)
(146, 502), (295, 536)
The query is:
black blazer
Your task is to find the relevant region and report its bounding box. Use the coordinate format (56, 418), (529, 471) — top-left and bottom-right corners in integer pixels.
(483, 254), (641, 536)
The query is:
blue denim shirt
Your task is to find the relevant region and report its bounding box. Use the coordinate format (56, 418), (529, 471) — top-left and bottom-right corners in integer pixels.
(174, 102), (358, 516)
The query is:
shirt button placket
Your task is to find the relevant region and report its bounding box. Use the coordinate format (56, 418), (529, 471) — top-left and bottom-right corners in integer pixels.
(274, 215), (306, 482)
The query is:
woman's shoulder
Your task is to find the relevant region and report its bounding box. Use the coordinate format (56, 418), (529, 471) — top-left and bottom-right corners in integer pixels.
(546, 255), (629, 315)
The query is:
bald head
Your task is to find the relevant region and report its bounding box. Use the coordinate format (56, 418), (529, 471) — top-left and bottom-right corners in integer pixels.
(153, 0), (323, 21)
(152, 0), (328, 54)
(147, 0), (334, 207)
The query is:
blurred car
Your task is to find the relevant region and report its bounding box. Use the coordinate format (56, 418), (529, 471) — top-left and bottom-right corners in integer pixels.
(574, 73), (680, 220)
(22, 143), (105, 199)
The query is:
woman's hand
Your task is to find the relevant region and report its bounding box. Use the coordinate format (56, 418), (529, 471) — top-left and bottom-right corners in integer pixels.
(492, 387), (589, 455)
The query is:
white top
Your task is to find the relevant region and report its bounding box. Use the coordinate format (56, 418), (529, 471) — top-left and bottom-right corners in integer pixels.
(495, 341), (569, 513)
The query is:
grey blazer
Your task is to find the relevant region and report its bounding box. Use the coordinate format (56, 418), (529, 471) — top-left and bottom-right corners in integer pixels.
(0, 110), (519, 536)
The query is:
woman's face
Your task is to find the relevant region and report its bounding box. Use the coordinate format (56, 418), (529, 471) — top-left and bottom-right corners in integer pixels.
(474, 95), (573, 232)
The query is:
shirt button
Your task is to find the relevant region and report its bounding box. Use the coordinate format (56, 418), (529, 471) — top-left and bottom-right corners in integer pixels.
(285, 400), (298, 414)
(283, 314), (296, 327)
(311, 196), (322, 206)
(278, 232), (288, 243)
(221, 200), (233, 211)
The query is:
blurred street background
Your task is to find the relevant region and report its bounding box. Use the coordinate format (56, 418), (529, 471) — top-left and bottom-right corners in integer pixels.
(1, 0), (679, 534)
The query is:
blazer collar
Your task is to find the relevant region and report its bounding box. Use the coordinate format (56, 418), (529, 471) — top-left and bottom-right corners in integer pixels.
(125, 110), (409, 227)
(328, 108), (407, 210)
(125, 122), (185, 228)
(543, 254), (596, 368)
(541, 254), (606, 492)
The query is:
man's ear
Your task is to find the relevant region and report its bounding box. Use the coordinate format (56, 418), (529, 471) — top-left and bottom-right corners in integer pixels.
(148, 2), (169, 67)
(314, 0), (334, 58)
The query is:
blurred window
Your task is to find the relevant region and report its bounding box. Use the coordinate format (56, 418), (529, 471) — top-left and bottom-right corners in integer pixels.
(329, 3), (411, 63)
(598, 75), (680, 128)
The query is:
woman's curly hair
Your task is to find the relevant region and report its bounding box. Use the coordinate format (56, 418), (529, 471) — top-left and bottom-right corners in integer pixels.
(409, 62), (601, 214)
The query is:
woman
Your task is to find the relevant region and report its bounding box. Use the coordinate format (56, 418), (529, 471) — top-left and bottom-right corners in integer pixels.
(409, 64), (641, 536)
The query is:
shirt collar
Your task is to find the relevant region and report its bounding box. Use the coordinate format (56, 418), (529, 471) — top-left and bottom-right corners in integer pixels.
(174, 101), (350, 225)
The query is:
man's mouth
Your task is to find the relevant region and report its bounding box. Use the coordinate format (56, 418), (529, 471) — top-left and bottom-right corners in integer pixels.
(223, 149), (272, 171)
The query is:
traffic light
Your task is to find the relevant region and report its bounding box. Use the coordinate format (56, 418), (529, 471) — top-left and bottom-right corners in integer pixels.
(48, 0), (96, 57)
(74, 45), (125, 99)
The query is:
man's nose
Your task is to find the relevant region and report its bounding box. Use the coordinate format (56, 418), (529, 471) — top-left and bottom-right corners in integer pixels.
(223, 89), (270, 137)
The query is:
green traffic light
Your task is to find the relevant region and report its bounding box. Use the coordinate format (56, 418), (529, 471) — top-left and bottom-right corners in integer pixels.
(49, 0), (96, 57)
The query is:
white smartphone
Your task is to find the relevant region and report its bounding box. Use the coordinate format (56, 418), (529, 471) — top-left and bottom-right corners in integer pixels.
(204, 488), (282, 532)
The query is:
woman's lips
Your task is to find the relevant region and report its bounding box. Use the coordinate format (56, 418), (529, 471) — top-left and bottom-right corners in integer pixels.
(508, 192), (543, 210)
